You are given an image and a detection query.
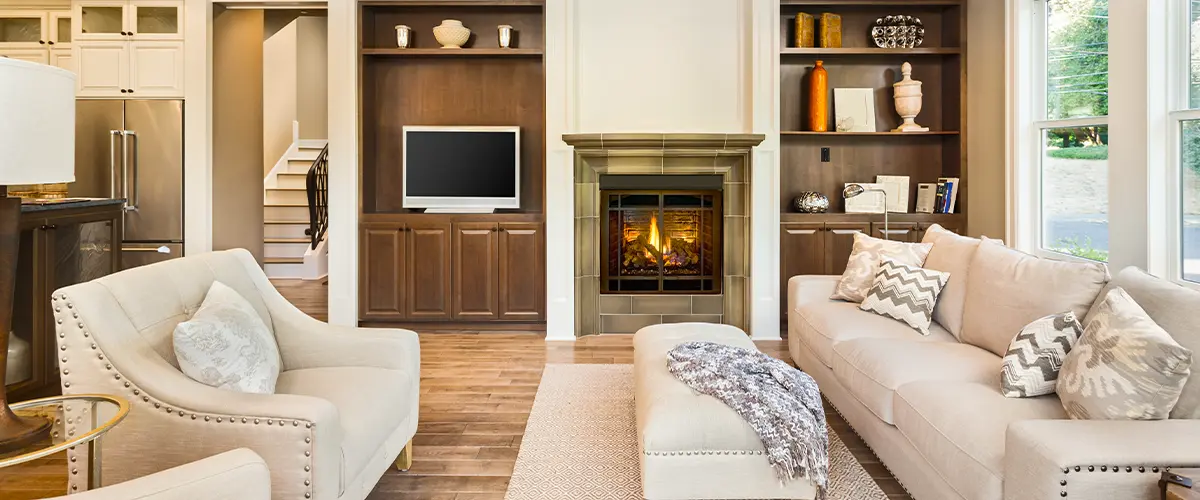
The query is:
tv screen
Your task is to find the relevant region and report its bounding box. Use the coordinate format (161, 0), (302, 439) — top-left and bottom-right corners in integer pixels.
(403, 127), (520, 210)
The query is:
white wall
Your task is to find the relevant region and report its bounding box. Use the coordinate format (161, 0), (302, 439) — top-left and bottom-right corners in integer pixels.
(296, 16), (328, 141)
(263, 19), (298, 174)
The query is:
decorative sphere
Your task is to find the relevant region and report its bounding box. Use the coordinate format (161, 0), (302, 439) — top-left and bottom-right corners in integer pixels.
(793, 192), (829, 213)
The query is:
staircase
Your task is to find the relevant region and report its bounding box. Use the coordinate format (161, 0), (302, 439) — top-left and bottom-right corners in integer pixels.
(264, 140), (328, 279)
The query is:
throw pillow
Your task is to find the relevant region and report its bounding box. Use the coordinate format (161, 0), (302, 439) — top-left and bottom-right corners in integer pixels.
(1057, 287), (1193, 420)
(859, 258), (949, 335)
(920, 224), (985, 340)
(1000, 312), (1083, 398)
(831, 232), (932, 303)
(173, 281), (281, 394)
(960, 238), (1109, 357)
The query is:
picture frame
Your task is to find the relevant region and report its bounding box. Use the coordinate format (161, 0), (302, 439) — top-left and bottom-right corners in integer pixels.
(876, 175), (910, 213)
(834, 88), (876, 133)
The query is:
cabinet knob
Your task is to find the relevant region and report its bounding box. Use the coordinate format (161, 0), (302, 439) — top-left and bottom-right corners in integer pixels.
(120, 89), (128, 93)
(47, 40), (55, 45)
(127, 89), (134, 93)
(120, 31), (128, 36)
(39, 40), (46, 44)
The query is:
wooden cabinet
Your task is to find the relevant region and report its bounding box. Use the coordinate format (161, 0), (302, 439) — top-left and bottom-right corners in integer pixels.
(74, 0), (183, 97)
(871, 222), (921, 243)
(498, 222), (544, 320)
(0, 9), (70, 68)
(75, 0), (182, 42)
(780, 223), (825, 316)
(825, 222), (869, 275)
(406, 222), (452, 320)
(360, 218), (545, 325)
(76, 41), (126, 94)
(453, 222), (498, 320)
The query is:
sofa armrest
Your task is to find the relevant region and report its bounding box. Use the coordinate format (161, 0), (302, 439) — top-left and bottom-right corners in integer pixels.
(1004, 419), (1200, 500)
(274, 313), (420, 372)
(51, 449), (270, 500)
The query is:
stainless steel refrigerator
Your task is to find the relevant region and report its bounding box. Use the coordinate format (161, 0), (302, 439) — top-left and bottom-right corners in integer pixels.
(72, 100), (183, 269)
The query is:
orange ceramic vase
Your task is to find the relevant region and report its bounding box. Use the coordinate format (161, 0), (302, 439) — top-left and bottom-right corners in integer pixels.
(808, 60), (829, 132)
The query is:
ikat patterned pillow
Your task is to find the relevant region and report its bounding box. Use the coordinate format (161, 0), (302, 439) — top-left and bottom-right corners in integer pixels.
(831, 232), (932, 303)
(859, 258), (949, 335)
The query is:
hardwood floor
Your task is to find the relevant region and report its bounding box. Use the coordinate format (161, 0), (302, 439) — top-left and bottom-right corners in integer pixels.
(0, 280), (911, 500)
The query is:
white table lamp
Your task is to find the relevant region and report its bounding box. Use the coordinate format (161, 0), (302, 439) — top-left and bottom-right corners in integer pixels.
(0, 58), (76, 451)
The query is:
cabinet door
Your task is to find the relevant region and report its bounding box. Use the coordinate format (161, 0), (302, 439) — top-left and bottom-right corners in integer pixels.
(75, 1), (128, 41)
(913, 220), (964, 242)
(453, 222), (498, 320)
(824, 222), (869, 275)
(871, 222), (921, 243)
(49, 47), (73, 74)
(0, 11), (48, 48)
(498, 222), (544, 320)
(406, 222), (452, 320)
(49, 11), (72, 47)
(76, 41), (127, 97)
(0, 48), (49, 65)
(781, 223), (826, 317)
(129, 0), (181, 40)
(129, 40), (182, 97)
(360, 226), (406, 321)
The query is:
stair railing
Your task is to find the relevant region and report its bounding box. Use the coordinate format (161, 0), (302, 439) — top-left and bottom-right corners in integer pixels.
(304, 144), (329, 250)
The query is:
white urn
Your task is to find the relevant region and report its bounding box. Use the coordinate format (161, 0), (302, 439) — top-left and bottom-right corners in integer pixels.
(892, 62), (929, 132)
(433, 19), (471, 49)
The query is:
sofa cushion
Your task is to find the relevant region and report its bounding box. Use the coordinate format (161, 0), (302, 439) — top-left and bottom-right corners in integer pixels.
(276, 366), (416, 482)
(173, 281), (282, 394)
(859, 258), (950, 335)
(961, 238), (1109, 357)
(893, 382), (1067, 500)
(1000, 311), (1084, 398)
(920, 224), (983, 339)
(790, 276), (956, 369)
(1085, 267), (1200, 418)
(831, 232), (932, 303)
(830, 338), (1000, 424)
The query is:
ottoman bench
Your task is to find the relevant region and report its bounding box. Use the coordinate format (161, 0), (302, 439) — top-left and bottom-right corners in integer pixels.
(633, 322), (818, 500)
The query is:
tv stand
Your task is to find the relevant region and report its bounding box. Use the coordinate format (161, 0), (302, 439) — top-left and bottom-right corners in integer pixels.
(423, 208), (497, 214)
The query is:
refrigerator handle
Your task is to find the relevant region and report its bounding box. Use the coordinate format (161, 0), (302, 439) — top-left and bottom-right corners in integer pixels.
(123, 130), (140, 212)
(109, 130), (122, 199)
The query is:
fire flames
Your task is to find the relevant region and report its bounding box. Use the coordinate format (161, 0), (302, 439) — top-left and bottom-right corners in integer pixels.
(643, 214), (671, 259)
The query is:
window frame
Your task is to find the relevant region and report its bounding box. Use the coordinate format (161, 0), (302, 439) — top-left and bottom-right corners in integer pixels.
(1166, 0), (1200, 289)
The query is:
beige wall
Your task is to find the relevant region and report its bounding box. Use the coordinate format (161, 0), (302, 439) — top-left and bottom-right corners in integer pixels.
(296, 16), (328, 141)
(966, 0), (1007, 239)
(263, 19), (298, 174)
(212, 8), (265, 264)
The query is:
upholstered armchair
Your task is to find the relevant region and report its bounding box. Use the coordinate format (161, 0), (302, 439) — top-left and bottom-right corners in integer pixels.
(47, 449), (270, 500)
(53, 249), (419, 500)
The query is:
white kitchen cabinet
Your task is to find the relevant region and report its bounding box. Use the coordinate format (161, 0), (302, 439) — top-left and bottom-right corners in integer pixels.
(0, 48), (50, 65)
(0, 11), (50, 49)
(50, 11), (73, 46)
(50, 47), (74, 73)
(76, 41), (127, 96)
(74, 0), (181, 42)
(128, 40), (181, 96)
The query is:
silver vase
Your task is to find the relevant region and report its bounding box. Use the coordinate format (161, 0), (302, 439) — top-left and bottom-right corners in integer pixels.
(395, 25), (411, 48)
(793, 192), (829, 213)
(498, 25), (513, 48)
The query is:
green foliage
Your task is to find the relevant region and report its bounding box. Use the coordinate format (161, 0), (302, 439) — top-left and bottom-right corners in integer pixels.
(1184, 121), (1200, 175)
(1046, 146), (1108, 160)
(1052, 236), (1109, 262)
(1046, 0), (1109, 120)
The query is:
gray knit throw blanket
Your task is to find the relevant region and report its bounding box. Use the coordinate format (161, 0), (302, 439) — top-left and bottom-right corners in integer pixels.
(666, 341), (829, 498)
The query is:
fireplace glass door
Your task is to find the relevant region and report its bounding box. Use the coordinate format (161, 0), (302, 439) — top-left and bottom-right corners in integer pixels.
(602, 191), (721, 294)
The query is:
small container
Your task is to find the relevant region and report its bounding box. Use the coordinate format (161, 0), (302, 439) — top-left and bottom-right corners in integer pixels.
(498, 24), (513, 48)
(818, 13), (842, 48)
(394, 25), (411, 48)
(794, 13), (814, 48)
(433, 19), (471, 49)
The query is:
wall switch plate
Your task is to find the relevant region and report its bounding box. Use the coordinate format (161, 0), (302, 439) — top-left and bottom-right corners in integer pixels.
(821, 147), (831, 162)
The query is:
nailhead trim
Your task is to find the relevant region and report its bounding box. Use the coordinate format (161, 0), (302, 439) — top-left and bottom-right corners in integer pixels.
(1059, 464), (1182, 497)
(642, 449), (766, 456)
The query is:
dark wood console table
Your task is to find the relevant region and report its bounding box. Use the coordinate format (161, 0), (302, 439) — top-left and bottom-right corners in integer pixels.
(5, 199), (124, 401)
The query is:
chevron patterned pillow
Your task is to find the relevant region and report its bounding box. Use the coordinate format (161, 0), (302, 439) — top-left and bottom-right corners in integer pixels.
(1000, 312), (1083, 398)
(859, 258), (949, 335)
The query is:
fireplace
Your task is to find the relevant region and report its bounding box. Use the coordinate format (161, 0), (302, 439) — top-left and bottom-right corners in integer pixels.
(601, 190), (721, 294)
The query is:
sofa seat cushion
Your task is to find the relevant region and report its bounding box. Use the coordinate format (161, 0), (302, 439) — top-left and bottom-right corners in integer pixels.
(276, 366), (416, 482)
(893, 381), (1067, 500)
(831, 339), (1000, 424)
(789, 276), (956, 369)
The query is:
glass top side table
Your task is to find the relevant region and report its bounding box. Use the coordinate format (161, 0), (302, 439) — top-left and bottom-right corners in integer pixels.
(0, 394), (130, 490)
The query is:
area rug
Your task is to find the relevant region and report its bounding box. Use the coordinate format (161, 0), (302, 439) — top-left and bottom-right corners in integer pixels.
(505, 364), (889, 500)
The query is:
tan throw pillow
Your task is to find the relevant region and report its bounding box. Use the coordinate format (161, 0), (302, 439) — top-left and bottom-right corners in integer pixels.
(831, 232), (932, 303)
(920, 224), (983, 339)
(173, 281), (281, 394)
(1058, 288), (1193, 420)
(960, 238), (1108, 357)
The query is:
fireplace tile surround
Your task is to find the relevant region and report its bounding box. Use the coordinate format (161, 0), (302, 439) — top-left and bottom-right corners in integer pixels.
(563, 133), (766, 336)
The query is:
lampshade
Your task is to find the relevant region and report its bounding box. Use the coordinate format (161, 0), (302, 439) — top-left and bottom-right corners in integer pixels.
(0, 58), (75, 185)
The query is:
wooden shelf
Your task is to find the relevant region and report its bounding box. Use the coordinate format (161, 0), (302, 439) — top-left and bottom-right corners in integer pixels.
(362, 48), (543, 57)
(781, 131), (960, 136)
(781, 47), (960, 56)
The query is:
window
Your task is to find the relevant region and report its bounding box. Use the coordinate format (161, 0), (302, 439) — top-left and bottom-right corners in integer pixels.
(1034, 0), (1110, 262)
(1169, 1), (1200, 283)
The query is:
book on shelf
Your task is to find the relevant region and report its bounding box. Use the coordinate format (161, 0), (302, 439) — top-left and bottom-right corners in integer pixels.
(915, 183), (936, 214)
(935, 177), (960, 214)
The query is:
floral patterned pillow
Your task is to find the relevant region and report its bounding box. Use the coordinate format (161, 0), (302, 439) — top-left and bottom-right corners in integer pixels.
(831, 232), (932, 303)
(1057, 287), (1193, 420)
(173, 281), (281, 394)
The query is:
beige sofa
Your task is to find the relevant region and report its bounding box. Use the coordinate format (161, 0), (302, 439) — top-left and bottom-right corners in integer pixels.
(789, 247), (1200, 499)
(53, 249), (420, 500)
(47, 449), (270, 500)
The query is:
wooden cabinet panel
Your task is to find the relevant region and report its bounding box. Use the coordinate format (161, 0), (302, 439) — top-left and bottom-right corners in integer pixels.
(912, 220), (963, 242)
(871, 222), (922, 243)
(360, 225), (405, 320)
(406, 222), (452, 319)
(128, 40), (183, 96)
(824, 222), (869, 275)
(76, 41), (127, 96)
(499, 222), (544, 320)
(780, 223), (825, 316)
(453, 222), (498, 320)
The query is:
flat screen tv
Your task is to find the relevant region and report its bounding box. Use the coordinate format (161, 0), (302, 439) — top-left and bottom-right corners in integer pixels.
(402, 126), (520, 212)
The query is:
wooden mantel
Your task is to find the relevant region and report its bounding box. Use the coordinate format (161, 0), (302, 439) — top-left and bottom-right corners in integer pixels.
(562, 133), (766, 152)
